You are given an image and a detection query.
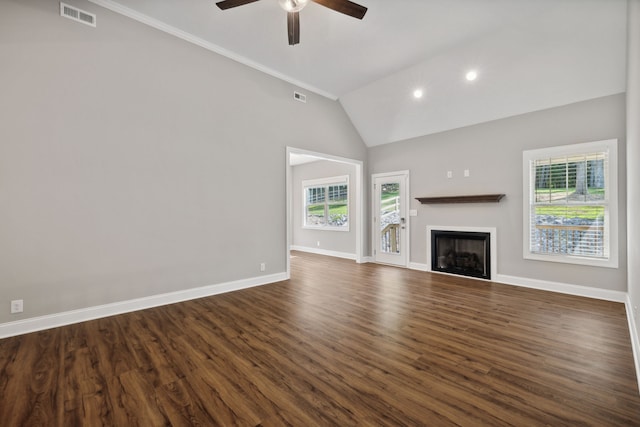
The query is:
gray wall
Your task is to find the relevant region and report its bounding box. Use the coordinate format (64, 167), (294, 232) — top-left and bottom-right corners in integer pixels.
(369, 93), (627, 291)
(0, 0), (366, 324)
(292, 160), (357, 255)
(627, 1), (640, 336)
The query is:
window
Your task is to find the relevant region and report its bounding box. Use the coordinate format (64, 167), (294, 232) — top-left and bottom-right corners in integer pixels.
(523, 139), (618, 268)
(303, 175), (349, 230)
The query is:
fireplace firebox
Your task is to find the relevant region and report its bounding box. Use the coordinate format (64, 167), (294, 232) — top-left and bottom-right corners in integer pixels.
(431, 230), (491, 280)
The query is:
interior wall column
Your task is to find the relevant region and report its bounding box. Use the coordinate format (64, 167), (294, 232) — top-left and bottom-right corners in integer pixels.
(626, 0), (640, 378)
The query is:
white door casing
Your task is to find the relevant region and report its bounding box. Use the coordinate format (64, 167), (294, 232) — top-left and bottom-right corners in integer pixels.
(372, 171), (410, 267)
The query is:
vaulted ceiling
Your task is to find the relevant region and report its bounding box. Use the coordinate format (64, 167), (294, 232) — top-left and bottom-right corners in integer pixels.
(89, 0), (628, 146)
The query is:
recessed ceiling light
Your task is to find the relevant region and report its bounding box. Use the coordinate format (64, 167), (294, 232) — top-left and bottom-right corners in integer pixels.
(466, 70), (478, 82)
(413, 88), (424, 99)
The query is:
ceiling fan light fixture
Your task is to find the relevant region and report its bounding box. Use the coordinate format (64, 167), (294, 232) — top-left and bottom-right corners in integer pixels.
(278, 0), (309, 12)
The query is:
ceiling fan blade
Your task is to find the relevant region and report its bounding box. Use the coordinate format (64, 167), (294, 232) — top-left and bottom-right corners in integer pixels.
(287, 11), (300, 46)
(311, 0), (367, 19)
(216, 0), (261, 10)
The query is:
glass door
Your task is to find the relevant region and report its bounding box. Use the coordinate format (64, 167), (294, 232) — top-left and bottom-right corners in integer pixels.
(373, 172), (408, 266)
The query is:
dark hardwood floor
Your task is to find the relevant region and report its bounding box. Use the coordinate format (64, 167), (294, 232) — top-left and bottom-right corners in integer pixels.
(1, 251), (639, 426)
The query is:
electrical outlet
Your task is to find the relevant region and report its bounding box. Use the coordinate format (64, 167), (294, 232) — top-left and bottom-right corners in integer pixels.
(446, 171), (453, 179)
(11, 299), (23, 314)
(464, 169), (470, 177)
(260, 262), (266, 272)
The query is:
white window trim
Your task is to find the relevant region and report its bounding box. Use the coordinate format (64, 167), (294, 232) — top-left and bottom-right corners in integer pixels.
(522, 139), (618, 268)
(302, 175), (350, 232)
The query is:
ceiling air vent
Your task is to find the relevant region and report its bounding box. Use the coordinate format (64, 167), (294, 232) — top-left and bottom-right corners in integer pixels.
(60, 2), (96, 27)
(293, 91), (307, 103)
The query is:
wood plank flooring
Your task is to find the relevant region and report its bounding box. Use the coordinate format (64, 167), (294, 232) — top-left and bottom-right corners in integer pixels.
(1, 251), (639, 426)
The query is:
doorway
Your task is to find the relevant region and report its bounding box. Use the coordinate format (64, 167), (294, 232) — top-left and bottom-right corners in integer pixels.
(286, 147), (364, 279)
(372, 171), (409, 267)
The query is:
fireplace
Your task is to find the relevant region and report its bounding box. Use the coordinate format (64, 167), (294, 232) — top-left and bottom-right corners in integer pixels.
(427, 227), (496, 280)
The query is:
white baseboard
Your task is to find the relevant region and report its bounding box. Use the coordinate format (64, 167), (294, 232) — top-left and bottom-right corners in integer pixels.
(403, 259), (628, 305)
(407, 265), (626, 302)
(290, 245), (356, 260)
(625, 295), (640, 393)
(494, 273), (627, 302)
(0, 272), (287, 339)
(408, 262), (429, 271)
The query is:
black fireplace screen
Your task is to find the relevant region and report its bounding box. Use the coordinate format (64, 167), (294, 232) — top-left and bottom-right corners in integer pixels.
(431, 230), (491, 280)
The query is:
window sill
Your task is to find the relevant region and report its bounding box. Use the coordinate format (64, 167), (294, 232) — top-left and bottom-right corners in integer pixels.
(524, 252), (618, 269)
(303, 226), (350, 232)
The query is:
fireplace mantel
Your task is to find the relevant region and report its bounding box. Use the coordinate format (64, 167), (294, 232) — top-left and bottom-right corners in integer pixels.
(416, 194), (505, 204)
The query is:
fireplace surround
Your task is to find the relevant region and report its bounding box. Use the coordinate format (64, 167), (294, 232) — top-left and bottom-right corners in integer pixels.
(427, 226), (497, 281)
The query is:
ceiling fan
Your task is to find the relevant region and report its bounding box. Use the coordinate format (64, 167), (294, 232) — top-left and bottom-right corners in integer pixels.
(215, 0), (367, 46)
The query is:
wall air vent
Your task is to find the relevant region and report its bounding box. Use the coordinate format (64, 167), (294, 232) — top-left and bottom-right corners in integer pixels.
(293, 91), (307, 103)
(60, 2), (96, 27)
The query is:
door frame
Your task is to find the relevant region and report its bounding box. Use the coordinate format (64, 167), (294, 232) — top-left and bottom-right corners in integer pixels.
(371, 171), (410, 267)
(286, 147), (365, 279)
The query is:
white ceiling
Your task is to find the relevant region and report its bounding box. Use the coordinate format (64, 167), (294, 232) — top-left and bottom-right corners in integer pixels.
(90, 0), (628, 147)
